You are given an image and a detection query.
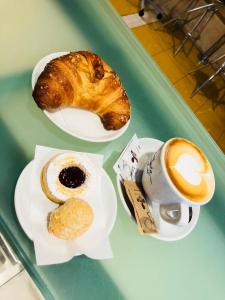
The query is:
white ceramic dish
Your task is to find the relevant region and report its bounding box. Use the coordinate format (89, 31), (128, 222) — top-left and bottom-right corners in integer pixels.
(116, 138), (200, 241)
(32, 52), (130, 142)
(15, 161), (117, 241)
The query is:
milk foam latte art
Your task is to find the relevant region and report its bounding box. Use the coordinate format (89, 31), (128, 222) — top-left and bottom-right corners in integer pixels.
(163, 138), (215, 204)
(142, 138), (215, 206)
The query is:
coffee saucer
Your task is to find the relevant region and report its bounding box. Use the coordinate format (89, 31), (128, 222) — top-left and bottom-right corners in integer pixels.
(116, 138), (200, 241)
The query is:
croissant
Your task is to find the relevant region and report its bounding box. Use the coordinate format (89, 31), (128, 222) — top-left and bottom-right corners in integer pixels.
(32, 51), (130, 130)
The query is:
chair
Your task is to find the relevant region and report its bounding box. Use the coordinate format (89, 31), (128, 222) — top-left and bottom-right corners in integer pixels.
(174, 1), (224, 55)
(163, 1), (225, 55)
(139, 0), (165, 20)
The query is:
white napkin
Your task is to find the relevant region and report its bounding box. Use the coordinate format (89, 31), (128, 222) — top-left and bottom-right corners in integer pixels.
(30, 145), (113, 265)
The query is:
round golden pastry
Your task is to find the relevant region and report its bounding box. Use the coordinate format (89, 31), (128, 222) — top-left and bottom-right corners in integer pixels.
(48, 198), (94, 240)
(41, 152), (96, 204)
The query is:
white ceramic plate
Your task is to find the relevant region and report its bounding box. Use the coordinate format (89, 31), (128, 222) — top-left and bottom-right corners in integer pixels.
(32, 52), (130, 142)
(116, 138), (200, 241)
(14, 161), (117, 241)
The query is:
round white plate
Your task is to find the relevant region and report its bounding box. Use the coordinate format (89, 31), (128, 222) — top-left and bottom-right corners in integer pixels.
(117, 138), (200, 242)
(32, 52), (130, 142)
(15, 161), (117, 241)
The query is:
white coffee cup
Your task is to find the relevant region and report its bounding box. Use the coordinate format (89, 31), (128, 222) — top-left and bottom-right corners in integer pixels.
(142, 138), (215, 225)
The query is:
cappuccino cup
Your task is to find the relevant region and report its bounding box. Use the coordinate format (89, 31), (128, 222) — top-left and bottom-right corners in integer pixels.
(142, 138), (215, 214)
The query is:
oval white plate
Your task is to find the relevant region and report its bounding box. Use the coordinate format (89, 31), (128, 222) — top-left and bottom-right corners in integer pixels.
(32, 52), (130, 142)
(14, 161), (117, 241)
(117, 138), (200, 241)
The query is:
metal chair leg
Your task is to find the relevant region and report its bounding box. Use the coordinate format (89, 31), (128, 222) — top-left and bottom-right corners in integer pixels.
(139, 0), (145, 16)
(198, 34), (225, 64)
(174, 8), (208, 55)
(189, 53), (225, 74)
(191, 62), (225, 97)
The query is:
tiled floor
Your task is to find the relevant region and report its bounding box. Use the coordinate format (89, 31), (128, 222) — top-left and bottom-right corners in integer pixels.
(110, 0), (225, 153)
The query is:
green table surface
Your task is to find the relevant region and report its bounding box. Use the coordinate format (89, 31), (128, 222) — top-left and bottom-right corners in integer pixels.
(1, 1), (225, 299)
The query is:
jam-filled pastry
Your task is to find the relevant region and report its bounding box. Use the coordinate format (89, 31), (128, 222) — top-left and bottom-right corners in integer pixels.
(32, 51), (130, 130)
(41, 152), (95, 204)
(48, 198), (94, 240)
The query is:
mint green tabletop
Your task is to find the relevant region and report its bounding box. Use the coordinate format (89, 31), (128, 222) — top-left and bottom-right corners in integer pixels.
(1, 1), (225, 299)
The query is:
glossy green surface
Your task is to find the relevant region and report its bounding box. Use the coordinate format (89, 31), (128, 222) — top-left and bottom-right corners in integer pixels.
(1, 1), (225, 299)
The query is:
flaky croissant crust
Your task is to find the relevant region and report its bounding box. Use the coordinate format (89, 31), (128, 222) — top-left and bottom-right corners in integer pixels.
(32, 51), (130, 130)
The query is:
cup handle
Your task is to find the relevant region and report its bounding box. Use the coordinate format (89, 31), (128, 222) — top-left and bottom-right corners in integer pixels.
(160, 203), (190, 226)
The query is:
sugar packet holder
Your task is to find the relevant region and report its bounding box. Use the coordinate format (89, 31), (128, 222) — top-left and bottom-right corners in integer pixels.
(123, 180), (157, 234)
(113, 135), (157, 234)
